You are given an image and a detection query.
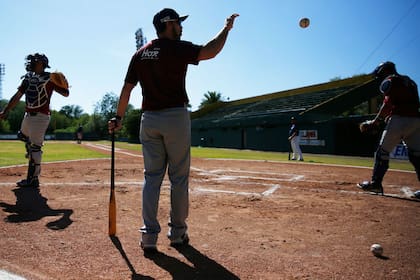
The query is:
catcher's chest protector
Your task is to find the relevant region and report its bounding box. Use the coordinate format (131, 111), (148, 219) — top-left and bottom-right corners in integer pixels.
(24, 72), (50, 109)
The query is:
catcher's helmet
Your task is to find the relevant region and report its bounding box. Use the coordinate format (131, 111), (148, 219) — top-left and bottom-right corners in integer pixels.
(372, 61), (396, 79)
(25, 53), (50, 72)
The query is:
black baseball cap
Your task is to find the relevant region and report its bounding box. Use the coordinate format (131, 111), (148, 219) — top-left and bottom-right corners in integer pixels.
(153, 8), (188, 29)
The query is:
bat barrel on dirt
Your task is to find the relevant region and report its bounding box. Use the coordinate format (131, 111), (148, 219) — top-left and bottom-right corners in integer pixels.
(109, 131), (116, 236)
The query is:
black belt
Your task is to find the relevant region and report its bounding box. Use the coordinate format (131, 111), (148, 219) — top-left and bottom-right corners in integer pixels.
(28, 112), (38, 116)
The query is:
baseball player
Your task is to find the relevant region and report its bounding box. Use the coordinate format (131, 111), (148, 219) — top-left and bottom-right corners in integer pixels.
(0, 53), (69, 188)
(288, 117), (304, 161)
(76, 125), (83, 144)
(358, 61), (420, 194)
(108, 8), (239, 252)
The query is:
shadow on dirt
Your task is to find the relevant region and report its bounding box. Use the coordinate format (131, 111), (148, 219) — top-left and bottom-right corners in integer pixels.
(145, 244), (240, 280)
(110, 236), (154, 280)
(0, 187), (73, 230)
(363, 191), (420, 203)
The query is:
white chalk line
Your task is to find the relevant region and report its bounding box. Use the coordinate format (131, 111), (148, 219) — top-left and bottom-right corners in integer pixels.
(1, 145), (417, 199)
(1, 145), (417, 280)
(84, 143), (143, 158)
(0, 270), (27, 280)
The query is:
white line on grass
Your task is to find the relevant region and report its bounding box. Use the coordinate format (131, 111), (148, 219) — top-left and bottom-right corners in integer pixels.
(84, 143), (143, 158)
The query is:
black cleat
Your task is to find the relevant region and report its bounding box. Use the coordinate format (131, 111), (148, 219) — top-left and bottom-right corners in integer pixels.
(170, 234), (189, 247)
(17, 178), (39, 188)
(357, 181), (383, 195)
(140, 242), (157, 254)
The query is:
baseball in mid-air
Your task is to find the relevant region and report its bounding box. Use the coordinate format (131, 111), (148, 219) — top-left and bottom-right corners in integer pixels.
(370, 244), (383, 257)
(299, 17), (310, 28)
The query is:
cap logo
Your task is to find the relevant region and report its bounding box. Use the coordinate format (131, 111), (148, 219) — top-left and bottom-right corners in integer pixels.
(160, 16), (174, 23)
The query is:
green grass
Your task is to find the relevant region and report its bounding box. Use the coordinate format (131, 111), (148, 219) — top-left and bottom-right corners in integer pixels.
(191, 147), (413, 171)
(0, 140), (108, 167)
(110, 141), (413, 171)
(0, 140), (414, 172)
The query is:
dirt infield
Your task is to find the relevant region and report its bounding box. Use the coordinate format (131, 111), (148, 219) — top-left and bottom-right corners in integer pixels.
(0, 143), (419, 280)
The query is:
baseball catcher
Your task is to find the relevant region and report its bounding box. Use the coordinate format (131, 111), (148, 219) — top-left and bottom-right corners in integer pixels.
(0, 53), (70, 188)
(357, 61), (420, 195)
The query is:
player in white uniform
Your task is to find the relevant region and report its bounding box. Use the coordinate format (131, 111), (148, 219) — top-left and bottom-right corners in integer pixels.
(288, 117), (303, 161)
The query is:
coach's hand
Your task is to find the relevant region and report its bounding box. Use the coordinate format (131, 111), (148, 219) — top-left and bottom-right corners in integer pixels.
(108, 116), (122, 134)
(225, 13), (239, 31)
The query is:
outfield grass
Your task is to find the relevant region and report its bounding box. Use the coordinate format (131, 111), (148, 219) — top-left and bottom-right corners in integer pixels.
(107, 141), (413, 172)
(0, 140), (108, 167)
(0, 140), (414, 172)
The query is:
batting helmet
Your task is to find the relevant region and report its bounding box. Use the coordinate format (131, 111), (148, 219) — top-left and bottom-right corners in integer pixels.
(372, 61), (397, 79)
(25, 53), (50, 72)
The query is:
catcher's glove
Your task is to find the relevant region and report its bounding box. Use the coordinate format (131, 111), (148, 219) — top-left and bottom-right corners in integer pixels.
(359, 120), (378, 134)
(50, 72), (69, 89)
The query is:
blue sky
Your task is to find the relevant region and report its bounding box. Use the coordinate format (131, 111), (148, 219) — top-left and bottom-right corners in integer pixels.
(1, 0), (419, 114)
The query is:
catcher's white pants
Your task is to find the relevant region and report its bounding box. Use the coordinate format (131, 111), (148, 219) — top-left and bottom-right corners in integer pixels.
(290, 136), (303, 160)
(20, 112), (50, 177)
(139, 107), (190, 245)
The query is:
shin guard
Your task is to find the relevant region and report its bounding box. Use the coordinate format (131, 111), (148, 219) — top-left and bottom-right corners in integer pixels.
(372, 147), (389, 184)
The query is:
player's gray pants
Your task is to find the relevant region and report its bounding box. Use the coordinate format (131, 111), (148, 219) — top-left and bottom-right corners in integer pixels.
(373, 115), (420, 182)
(139, 107), (190, 245)
(20, 113), (50, 178)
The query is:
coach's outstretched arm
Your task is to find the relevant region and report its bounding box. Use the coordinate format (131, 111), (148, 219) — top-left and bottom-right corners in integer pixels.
(198, 13), (239, 61)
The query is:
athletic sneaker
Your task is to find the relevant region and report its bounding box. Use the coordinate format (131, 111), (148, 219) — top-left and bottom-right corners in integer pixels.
(140, 242), (157, 253)
(17, 177), (39, 188)
(357, 181), (383, 195)
(170, 233), (189, 247)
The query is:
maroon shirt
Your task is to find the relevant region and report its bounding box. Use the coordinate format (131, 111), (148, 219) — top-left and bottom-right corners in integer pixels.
(380, 74), (420, 117)
(125, 38), (202, 111)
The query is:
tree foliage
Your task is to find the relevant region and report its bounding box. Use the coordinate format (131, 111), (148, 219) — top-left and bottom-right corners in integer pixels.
(122, 109), (142, 142)
(1, 100), (26, 132)
(0, 94), (141, 140)
(199, 91), (226, 109)
(59, 105), (84, 119)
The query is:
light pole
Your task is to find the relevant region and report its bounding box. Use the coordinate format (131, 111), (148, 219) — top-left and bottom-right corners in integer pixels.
(0, 64), (5, 100)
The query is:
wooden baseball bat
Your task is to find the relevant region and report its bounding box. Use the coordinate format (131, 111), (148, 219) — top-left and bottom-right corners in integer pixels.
(109, 131), (116, 236)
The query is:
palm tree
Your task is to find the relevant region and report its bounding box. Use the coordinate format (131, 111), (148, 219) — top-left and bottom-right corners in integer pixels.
(199, 91), (226, 109)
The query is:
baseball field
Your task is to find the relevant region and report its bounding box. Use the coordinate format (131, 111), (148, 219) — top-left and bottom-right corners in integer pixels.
(0, 140), (419, 279)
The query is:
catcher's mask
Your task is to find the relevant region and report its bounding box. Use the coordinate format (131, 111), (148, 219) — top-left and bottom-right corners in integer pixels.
(25, 53), (50, 72)
(372, 61), (396, 79)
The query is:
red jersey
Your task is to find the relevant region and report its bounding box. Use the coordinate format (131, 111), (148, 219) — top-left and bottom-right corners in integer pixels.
(380, 74), (420, 117)
(125, 38), (202, 111)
